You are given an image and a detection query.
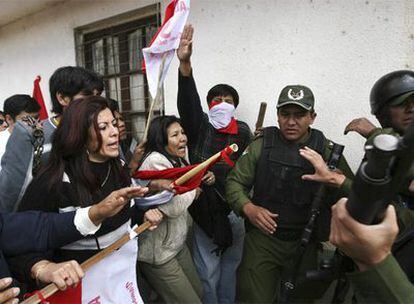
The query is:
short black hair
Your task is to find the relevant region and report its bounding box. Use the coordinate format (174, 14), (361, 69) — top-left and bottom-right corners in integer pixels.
(206, 84), (239, 107)
(107, 98), (120, 113)
(49, 66), (104, 114)
(3, 94), (41, 120)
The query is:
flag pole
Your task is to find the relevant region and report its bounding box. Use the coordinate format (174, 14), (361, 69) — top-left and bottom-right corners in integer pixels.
(174, 144), (238, 186)
(22, 144), (238, 304)
(142, 53), (168, 141)
(21, 221), (152, 304)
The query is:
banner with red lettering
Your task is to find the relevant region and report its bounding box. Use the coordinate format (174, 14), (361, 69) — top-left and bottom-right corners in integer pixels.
(46, 240), (142, 304)
(142, 0), (190, 99)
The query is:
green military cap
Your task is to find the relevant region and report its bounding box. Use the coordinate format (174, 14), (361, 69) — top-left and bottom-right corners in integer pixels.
(277, 85), (314, 111)
(389, 90), (414, 107)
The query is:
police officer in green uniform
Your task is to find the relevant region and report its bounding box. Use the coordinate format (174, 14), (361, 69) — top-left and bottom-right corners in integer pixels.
(345, 70), (414, 207)
(226, 85), (354, 303)
(344, 70), (414, 283)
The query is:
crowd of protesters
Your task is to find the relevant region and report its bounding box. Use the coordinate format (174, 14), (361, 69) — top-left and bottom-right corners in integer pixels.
(0, 24), (413, 304)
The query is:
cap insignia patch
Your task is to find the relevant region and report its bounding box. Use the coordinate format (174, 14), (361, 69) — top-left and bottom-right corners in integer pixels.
(287, 89), (304, 100)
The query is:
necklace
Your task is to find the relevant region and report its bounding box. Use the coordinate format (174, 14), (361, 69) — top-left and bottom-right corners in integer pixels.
(101, 164), (111, 188)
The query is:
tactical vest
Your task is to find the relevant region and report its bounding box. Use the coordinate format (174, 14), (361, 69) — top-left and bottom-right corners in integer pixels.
(252, 127), (326, 230)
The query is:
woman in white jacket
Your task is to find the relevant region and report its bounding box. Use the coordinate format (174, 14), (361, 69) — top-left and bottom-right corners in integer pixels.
(138, 115), (214, 303)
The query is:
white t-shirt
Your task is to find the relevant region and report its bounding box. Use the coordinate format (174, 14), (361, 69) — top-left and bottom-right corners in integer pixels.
(0, 130), (11, 171)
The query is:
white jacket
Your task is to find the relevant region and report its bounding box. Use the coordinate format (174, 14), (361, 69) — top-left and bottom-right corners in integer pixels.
(137, 151), (196, 265)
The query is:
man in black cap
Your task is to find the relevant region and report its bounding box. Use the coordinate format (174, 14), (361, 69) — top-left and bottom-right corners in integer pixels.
(226, 85), (353, 303)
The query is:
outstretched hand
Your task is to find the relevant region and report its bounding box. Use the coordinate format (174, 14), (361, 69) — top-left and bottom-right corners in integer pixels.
(344, 117), (376, 137)
(300, 146), (345, 187)
(329, 198), (398, 271)
(89, 186), (149, 225)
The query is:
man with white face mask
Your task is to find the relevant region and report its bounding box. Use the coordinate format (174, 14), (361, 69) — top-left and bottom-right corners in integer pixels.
(176, 24), (252, 304)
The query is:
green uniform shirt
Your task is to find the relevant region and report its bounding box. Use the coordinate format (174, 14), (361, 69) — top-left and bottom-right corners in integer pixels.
(348, 254), (414, 303)
(226, 129), (354, 216)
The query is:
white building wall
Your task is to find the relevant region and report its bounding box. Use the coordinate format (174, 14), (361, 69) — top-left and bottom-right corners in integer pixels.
(1, 0), (413, 169)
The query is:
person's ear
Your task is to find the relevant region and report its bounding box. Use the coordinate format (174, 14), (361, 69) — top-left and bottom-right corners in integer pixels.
(56, 92), (71, 107)
(309, 112), (317, 125)
(5, 114), (14, 125)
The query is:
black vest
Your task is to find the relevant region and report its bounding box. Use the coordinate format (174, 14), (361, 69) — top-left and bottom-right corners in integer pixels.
(252, 127), (326, 229)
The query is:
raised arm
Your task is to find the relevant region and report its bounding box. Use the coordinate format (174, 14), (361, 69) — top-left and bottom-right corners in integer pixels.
(177, 24), (204, 143)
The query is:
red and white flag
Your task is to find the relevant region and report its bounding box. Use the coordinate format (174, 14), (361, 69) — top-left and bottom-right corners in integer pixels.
(45, 240), (142, 304)
(142, 0), (190, 99)
(32, 75), (49, 120)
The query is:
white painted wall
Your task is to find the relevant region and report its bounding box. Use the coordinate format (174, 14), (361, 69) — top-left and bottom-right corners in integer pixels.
(1, 0), (413, 169)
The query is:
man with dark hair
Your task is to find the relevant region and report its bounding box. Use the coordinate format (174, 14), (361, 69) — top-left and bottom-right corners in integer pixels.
(226, 85), (353, 303)
(0, 95), (41, 171)
(42, 66), (104, 157)
(3, 95), (40, 133)
(176, 24), (252, 304)
(49, 66), (104, 115)
(0, 66), (104, 212)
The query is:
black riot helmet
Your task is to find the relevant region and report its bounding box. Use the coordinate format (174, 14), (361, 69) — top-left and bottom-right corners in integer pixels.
(370, 70), (414, 115)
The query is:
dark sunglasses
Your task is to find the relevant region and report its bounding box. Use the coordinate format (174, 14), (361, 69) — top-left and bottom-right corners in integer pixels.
(0, 119), (8, 126)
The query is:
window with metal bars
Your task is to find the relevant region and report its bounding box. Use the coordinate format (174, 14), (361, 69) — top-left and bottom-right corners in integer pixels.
(74, 4), (162, 141)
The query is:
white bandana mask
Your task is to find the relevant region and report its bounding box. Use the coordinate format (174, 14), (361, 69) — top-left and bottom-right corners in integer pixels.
(208, 101), (236, 129)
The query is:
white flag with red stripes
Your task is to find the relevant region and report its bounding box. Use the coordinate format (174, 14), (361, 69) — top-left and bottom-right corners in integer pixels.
(142, 0), (190, 99)
(46, 240), (142, 304)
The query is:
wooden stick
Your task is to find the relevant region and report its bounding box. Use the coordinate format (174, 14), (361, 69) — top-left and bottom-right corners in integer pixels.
(255, 102), (267, 131)
(21, 221), (152, 304)
(143, 53), (168, 141)
(174, 144), (238, 186)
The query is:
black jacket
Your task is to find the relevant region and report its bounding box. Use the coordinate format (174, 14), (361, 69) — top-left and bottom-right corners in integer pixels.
(0, 211), (81, 279)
